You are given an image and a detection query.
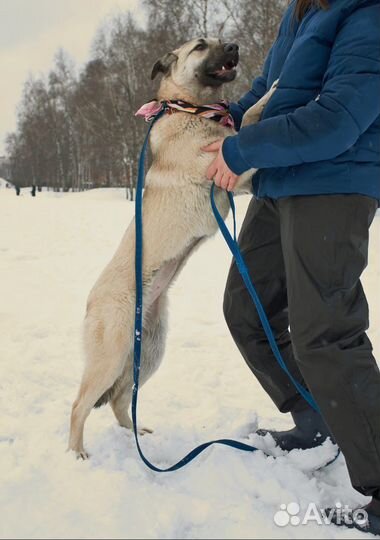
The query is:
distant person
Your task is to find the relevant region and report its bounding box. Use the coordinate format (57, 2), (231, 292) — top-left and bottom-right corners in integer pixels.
(31, 185), (36, 197)
(15, 186), (20, 196)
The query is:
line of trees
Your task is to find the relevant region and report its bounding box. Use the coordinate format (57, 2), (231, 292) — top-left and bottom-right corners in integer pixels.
(4, 0), (287, 198)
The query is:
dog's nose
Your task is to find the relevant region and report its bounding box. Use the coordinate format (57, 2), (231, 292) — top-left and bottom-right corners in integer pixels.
(223, 43), (239, 54)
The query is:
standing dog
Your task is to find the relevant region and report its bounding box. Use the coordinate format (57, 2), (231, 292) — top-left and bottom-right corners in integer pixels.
(69, 38), (277, 458)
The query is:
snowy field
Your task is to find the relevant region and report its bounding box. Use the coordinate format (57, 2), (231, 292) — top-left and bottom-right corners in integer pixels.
(0, 185), (379, 539)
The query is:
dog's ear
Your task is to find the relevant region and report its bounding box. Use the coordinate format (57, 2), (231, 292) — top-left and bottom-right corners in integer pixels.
(151, 52), (178, 80)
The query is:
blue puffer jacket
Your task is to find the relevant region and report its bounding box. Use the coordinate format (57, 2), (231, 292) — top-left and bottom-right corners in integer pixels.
(223, 0), (380, 201)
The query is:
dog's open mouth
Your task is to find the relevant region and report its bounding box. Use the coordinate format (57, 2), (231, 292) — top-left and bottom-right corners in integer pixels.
(199, 46), (239, 87)
(210, 59), (238, 79)
(205, 54), (239, 84)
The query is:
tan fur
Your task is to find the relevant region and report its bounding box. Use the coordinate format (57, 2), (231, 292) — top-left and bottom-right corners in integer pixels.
(68, 38), (277, 459)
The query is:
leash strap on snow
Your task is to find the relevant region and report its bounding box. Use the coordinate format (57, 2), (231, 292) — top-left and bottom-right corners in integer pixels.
(132, 112), (320, 473)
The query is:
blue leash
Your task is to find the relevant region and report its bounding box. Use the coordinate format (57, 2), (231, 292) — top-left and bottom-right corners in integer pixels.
(132, 112), (322, 473)
(209, 184), (319, 412)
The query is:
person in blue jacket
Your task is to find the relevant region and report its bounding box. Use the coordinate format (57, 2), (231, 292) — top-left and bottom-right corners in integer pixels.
(204, 0), (380, 534)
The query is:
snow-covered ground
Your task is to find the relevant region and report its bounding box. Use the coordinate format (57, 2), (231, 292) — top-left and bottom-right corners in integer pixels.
(0, 186), (379, 539)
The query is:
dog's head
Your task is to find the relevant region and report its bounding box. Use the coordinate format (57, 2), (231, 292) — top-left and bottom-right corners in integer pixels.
(152, 38), (239, 103)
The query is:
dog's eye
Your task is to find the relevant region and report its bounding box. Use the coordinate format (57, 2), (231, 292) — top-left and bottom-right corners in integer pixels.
(194, 42), (207, 52)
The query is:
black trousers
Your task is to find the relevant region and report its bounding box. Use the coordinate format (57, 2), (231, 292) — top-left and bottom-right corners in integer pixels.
(224, 194), (380, 498)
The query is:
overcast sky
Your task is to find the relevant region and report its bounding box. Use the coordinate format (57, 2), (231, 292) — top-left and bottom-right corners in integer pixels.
(0, 0), (144, 155)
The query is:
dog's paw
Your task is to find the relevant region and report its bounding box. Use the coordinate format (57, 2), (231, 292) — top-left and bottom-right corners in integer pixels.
(67, 447), (90, 460)
(271, 78), (279, 91)
(138, 427), (153, 436)
(76, 450), (90, 460)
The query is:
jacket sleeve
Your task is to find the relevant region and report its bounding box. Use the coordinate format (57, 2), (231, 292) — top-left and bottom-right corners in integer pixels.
(223, 4), (380, 174)
(229, 46), (274, 131)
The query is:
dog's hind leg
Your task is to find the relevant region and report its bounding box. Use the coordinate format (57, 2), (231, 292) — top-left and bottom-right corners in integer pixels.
(109, 292), (169, 435)
(69, 317), (132, 459)
(110, 384), (153, 435)
(110, 385), (133, 430)
(69, 360), (125, 459)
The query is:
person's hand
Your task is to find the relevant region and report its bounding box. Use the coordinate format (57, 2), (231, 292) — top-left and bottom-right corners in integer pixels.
(202, 139), (239, 192)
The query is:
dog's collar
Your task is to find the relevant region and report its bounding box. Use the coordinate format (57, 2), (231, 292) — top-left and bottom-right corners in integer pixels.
(135, 99), (235, 129)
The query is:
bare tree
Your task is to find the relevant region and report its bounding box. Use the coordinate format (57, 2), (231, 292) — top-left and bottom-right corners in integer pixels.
(222, 0), (287, 95)
(5, 0), (287, 192)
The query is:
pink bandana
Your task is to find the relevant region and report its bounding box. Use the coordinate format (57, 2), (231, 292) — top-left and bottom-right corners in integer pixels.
(135, 99), (235, 129)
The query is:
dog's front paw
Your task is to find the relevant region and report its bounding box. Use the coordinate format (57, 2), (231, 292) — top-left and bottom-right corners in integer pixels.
(271, 78), (279, 91)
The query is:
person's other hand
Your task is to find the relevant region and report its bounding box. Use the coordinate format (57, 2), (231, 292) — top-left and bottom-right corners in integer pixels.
(202, 139), (239, 192)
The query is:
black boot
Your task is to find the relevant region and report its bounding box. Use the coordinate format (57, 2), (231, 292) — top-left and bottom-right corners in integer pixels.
(327, 498), (380, 536)
(256, 404), (334, 451)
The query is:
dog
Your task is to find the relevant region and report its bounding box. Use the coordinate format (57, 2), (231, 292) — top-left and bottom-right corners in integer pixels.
(68, 37), (277, 458)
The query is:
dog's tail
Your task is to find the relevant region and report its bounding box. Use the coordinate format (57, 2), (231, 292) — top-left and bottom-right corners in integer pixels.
(94, 388), (114, 408)
(93, 377), (122, 408)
